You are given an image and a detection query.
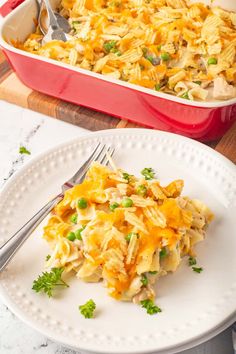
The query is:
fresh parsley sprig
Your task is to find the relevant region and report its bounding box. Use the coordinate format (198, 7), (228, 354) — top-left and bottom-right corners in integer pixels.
(79, 299), (96, 318)
(32, 267), (69, 297)
(140, 299), (162, 315)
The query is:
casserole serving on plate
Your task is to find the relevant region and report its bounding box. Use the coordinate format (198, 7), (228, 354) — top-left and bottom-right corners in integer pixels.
(0, 0), (236, 141)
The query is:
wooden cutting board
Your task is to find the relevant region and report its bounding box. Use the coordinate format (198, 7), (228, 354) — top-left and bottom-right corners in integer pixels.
(0, 50), (236, 164)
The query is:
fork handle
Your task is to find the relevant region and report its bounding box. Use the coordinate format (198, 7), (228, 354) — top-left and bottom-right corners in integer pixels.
(0, 194), (63, 272)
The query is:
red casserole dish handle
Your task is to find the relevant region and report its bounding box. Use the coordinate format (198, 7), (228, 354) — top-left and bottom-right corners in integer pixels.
(0, 0), (25, 16)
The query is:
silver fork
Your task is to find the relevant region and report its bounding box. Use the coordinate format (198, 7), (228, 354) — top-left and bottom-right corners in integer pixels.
(0, 143), (115, 272)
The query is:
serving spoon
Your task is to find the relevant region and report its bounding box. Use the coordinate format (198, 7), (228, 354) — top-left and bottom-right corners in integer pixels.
(38, 0), (71, 43)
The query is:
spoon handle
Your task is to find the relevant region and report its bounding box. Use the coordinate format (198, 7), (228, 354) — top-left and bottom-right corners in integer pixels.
(42, 0), (60, 29)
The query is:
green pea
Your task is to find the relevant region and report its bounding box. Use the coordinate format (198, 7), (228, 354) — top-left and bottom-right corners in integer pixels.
(67, 232), (76, 241)
(121, 197), (133, 208)
(161, 53), (170, 61)
(75, 226), (86, 240)
(109, 202), (119, 211)
(70, 213), (78, 224)
(136, 185), (147, 196)
(207, 57), (217, 65)
(77, 198), (88, 209)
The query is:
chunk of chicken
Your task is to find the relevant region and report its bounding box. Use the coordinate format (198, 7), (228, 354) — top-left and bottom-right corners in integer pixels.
(213, 77), (236, 100)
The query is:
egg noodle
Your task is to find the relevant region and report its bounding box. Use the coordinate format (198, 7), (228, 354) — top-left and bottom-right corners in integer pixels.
(43, 161), (213, 302)
(17, 0), (236, 101)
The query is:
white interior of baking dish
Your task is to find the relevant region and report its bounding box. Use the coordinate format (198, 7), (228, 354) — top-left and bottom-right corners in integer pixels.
(0, 0), (236, 108)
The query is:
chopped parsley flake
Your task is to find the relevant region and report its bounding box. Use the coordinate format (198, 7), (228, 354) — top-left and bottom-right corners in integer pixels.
(140, 299), (162, 315)
(109, 202), (119, 211)
(19, 146), (31, 155)
(122, 172), (132, 182)
(103, 40), (117, 53)
(125, 232), (139, 242)
(188, 256), (197, 266)
(155, 83), (162, 91)
(141, 274), (148, 286)
(141, 167), (155, 180)
(160, 248), (167, 258)
(79, 299), (96, 318)
(192, 266), (203, 273)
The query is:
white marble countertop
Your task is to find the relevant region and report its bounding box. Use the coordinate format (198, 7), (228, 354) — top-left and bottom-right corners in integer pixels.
(0, 100), (235, 354)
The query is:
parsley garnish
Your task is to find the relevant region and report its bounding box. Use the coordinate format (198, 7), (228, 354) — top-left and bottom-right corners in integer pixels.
(109, 202), (119, 211)
(192, 267), (203, 273)
(188, 256), (197, 266)
(141, 274), (148, 286)
(45, 254), (51, 261)
(149, 271), (158, 275)
(19, 146), (31, 155)
(141, 167), (155, 180)
(122, 172), (132, 182)
(140, 299), (162, 315)
(32, 267), (69, 297)
(79, 299), (96, 318)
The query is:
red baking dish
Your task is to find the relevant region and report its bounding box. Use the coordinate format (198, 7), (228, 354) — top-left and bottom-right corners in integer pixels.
(0, 0), (236, 141)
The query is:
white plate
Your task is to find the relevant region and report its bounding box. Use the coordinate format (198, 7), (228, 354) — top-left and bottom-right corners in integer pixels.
(0, 129), (235, 354)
